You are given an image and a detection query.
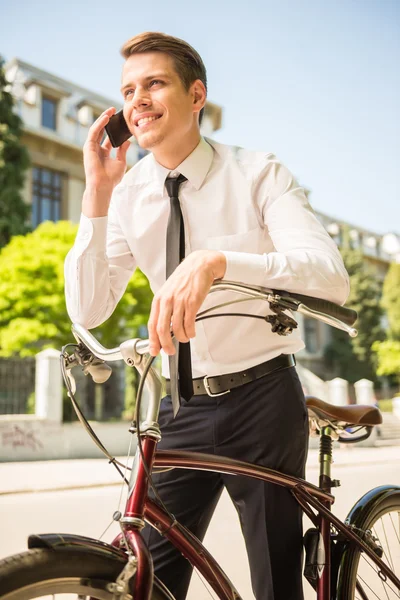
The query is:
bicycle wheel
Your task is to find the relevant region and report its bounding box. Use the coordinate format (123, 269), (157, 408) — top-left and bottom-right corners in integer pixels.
(337, 494), (400, 599)
(0, 548), (174, 599)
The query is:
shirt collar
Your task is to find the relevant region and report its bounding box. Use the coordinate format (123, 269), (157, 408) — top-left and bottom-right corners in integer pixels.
(151, 137), (214, 195)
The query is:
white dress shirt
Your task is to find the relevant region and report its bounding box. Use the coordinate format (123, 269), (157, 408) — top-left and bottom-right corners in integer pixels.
(65, 137), (349, 378)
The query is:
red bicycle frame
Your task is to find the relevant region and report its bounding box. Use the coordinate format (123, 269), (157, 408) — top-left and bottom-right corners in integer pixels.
(67, 294), (399, 600)
(111, 437), (400, 600)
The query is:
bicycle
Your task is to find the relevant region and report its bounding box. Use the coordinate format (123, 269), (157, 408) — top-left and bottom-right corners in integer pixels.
(0, 281), (399, 600)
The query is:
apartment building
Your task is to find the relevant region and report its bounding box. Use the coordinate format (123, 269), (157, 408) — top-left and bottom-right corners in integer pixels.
(297, 213), (400, 377)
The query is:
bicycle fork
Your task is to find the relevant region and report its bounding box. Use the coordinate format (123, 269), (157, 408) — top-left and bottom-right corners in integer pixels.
(111, 344), (164, 600)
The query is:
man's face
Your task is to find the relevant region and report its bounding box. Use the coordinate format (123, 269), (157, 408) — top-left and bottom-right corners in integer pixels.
(121, 52), (199, 151)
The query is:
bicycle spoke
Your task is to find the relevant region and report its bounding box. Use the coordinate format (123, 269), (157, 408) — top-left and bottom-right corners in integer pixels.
(357, 573), (390, 600)
(381, 518), (396, 574)
(194, 568), (219, 600)
(372, 523), (395, 576)
(356, 578), (372, 599)
(389, 513), (400, 546)
(360, 552), (400, 599)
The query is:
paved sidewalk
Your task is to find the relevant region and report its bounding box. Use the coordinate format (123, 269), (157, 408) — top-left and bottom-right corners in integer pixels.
(1, 445), (400, 496)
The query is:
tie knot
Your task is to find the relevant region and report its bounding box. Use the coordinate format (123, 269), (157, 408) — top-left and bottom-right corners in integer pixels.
(165, 174), (187, 198)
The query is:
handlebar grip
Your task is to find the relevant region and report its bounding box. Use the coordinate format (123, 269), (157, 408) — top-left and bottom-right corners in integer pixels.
(274, 291), (358, 327)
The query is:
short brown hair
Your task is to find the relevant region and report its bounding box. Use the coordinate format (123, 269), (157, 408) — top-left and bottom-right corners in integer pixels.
(120, 32), (207, 124)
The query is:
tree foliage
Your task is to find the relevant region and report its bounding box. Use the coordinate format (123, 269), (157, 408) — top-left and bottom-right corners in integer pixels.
(381, 263), (400, 339)
(0, 221), (153, 357)
(372, 263), (400, 381)
(0, 56), (30, 247)
(324, 241), (384, 383)
(372, 340), (400, 380)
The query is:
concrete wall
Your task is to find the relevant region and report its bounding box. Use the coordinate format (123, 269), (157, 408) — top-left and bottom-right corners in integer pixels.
(0, 415), (133, 462)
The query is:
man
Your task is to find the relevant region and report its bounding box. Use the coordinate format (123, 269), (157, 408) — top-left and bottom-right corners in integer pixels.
(65, 32), (349, 600)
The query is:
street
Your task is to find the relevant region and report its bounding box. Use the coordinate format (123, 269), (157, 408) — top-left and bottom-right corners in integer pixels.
(0, 447), (399, 599)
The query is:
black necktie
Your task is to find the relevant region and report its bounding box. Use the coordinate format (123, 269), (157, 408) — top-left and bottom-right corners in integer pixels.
(165, 174), (194, 416)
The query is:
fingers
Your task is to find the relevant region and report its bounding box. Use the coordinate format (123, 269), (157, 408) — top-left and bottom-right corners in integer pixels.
(148, 293), (177, 356)
(87, 107), (116, 145)
(148, 256), (214, 355)
(156, 297), (175, 355)
(101, 137), (113, 152)
(116, 139), (131, 162)
(183, 298), (197, 339)
(149, 295), (197, 358)
(148, 297), (161, 356)
(171, 302), (190, 344)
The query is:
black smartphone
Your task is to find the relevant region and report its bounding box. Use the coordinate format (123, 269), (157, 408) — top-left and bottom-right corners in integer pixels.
(105, 110), (132, 148)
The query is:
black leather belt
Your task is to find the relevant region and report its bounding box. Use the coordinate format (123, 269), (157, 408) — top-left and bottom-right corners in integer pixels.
(165, 354), (295, 398)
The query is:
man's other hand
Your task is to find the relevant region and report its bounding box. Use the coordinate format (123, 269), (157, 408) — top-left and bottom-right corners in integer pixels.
(148, 250), (227, 356)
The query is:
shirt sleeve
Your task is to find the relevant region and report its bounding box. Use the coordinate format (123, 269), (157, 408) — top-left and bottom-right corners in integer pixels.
(221, 156), (350, 305)
(64, 185), (136, 328)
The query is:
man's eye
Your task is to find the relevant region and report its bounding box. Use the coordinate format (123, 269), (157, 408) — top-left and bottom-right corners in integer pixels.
(124, 89), (134, 98)
(150, 80), (163, 87)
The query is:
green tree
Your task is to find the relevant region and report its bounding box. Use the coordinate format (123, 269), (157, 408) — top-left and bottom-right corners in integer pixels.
(373, 340), (400, 383)
(381, 263), (400, 339)
(372, 263), (400, 383)
(0, 56), (30, 247)
(0, 220), (152, 356)
(324, 242), (384, 383)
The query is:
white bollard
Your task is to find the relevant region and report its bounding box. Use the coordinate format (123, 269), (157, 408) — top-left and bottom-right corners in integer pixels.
(354, 379), (375, 406)
(393, 397), (400, 417)
(35, 348), (63, 422)
(327, 377), (349, 406)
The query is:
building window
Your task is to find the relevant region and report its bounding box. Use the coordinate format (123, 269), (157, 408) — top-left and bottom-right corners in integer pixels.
(42, 96), (57, 130)
(32, 167), (62, 227)
(304, 318), (320, 354)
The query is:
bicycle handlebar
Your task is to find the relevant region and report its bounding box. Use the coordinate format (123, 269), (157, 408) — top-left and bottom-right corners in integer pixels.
(71, 282), (357, 363)
(210, 281), (357, 332)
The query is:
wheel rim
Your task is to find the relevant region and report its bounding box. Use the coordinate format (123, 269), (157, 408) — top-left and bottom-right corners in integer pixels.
(1, 577), (115, 600)
(352, 507), (400, 599)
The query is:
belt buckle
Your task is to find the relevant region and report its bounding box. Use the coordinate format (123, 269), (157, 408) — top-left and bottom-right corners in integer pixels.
(203, 376), (230, 397)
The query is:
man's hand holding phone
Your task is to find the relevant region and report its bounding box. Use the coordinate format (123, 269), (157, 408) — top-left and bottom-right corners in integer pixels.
(82, 107), (131, 218)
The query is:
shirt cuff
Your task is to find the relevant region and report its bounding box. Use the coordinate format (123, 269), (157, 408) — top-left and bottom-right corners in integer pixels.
(221, 251), (267, 285)
(74, 213), (108, 254)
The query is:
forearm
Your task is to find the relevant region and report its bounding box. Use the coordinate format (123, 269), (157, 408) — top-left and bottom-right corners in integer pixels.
(64, 215), (136, 328)
(221, 246), (350, 305)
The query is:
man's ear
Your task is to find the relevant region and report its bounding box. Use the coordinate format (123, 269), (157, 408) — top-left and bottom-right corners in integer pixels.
(192, 79), (207, 115)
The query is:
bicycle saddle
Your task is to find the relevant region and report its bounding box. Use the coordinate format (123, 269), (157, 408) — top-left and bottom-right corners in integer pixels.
(306, 396), (382, 427)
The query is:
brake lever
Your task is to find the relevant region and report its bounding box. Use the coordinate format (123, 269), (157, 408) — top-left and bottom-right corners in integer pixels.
(61, 349), (78, 394)
(73, 344), (113, 384)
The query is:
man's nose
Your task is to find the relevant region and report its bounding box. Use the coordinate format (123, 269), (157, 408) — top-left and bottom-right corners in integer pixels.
(131, 87), (151, 108)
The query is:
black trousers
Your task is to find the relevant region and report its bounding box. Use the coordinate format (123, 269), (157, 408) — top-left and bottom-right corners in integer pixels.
(142, 366), (309, 600)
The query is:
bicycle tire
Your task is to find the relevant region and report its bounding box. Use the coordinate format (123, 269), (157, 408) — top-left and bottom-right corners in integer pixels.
(337, 492), (400, 599)
(0, 547), (174, 599)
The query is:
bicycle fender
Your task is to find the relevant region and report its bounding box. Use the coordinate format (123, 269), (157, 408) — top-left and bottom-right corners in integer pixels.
(344, 484), (400, 528)
(28, 533), (127, 561)
(27, 533), (176, 599)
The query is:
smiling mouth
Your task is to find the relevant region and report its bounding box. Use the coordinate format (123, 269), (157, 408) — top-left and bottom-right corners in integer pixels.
(136, 115), (162, 128)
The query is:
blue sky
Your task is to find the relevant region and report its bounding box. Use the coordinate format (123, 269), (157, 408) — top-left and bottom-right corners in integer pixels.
(1, 0), (399, 234)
